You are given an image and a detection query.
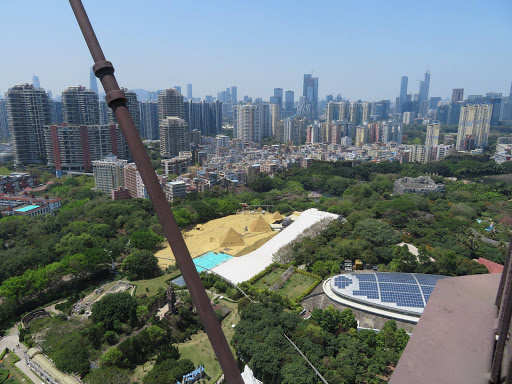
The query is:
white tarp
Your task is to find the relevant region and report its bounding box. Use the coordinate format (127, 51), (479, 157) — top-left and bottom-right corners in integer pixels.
(212, 209), (338, 284)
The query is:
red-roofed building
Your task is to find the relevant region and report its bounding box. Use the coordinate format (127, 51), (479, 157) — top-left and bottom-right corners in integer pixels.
(477, 257), (504, 274)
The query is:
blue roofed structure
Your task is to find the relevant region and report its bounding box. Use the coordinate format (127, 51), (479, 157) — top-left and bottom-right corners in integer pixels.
(325, 272), (448, 322)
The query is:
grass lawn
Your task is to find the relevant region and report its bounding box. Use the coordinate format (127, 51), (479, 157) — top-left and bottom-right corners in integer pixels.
(278, 273), (319, 300)
(131, 271), (181, 298)
(0, 167), (12, 176)
(178, 300), (240, 383)
(1, 353), (27, 384)
(252, 267), (286, 290)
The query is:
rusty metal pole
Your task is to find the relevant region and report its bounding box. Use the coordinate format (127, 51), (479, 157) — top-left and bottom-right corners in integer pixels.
(495, 237), (512, 307)
(67, 2), (243, 383)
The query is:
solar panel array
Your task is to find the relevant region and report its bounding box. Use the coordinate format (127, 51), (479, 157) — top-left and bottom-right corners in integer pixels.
(333, 275), (353, 289)
(332, 272), (448, 310)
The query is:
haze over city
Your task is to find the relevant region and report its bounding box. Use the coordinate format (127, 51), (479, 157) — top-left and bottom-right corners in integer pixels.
(1, 0), (511, 100)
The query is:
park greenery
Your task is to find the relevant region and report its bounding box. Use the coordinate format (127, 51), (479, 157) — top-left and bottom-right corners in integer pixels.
(233, 302), (408, 384)
(0, 154), (510, 382)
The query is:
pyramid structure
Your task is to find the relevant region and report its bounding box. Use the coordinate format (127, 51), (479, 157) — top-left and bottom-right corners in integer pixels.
(272, 211), (284, 221)
(249, 215), (271, 233)
(256, 207), (263, 214)
(219, 227), (245, 247)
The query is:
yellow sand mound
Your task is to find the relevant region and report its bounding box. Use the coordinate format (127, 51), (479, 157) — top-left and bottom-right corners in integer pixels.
(249, 215), (271, 232)
(219, 228), (245, 247)
(256, 207), (263, 213)
(272, 211), (284, 221)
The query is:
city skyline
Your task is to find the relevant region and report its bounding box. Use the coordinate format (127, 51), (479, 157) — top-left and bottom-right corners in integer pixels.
(0, 1), (510, 101)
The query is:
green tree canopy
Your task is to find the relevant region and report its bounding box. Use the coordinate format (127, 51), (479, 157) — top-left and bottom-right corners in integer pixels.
(91, 292), (137, 330)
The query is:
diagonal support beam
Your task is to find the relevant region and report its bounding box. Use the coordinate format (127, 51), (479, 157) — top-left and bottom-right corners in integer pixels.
(67, 1), (243, 383)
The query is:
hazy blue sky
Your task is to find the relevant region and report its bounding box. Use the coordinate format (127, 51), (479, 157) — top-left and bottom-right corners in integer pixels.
(1, 0), (511, 101)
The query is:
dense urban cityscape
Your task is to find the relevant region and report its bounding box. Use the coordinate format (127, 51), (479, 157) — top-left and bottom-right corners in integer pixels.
(0, 1), (511, 384)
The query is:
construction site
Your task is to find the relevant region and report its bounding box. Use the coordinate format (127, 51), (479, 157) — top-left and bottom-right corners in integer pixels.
(155, 209), (286, 269)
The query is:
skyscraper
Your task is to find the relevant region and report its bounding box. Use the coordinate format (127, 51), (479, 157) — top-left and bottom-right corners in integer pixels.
(50, 101), (64, 124)
(89, 69), (99, 94)
(303, 74), (319, 119)
(139, 101), (159, 140)
(174, 86), (182, 95)
(62, 86), (100, 125)
(233, 103), (268, 143)
(32, 75), (40, 89)
(187, 84), (193, 100)
(231, 86), (237, 105)
(271, 104), (280, 139)
(451, 88), (464, 104)
(425, 121), (440, 147)
(6, 84), (51, 165)
(108, 88), (141, 136)
(273, 88), (283, 108)
(285, 91), (294, 113)
(158, 88), (184, 122)
(183, 100), (222, 137)
(0, 100), (9, 137)
(399, 76), (408, 114)
(456, 104), (493, 151)
(160, 117), (189, 158)
(419, 70), (430, 104)
(284, 116), (306, 145)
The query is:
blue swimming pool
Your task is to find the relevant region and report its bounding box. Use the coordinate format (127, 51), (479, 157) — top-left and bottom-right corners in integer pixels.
(193, 251), (233, 272)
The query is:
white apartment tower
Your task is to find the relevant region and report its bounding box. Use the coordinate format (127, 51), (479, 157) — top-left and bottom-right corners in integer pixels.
(233, 103), (266, 143)
(425, 121), (441, 147)
(92, 154), (128, 194)
(160, 117), (189, 158)
(456, 104), (493, 151)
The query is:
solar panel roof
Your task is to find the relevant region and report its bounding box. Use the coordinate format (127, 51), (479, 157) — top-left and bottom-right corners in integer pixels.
(329, 272), (448, 315)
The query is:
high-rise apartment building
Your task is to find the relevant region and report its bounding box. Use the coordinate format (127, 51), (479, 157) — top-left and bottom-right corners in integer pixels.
(62, 86), (100, 125)
(355, 125), (368, 147)
(187, 84), (193, 100)
(44, 124), (130, 176)
(6, 84), (52, 165)
(160, 117), (189, 158)
(139, 101), (159, 140)
(303, 74), (319, 119)
(284, 116), (306, 145)
(306, 124), (321, 144)
(326, 101), (349, 125)
(107, 88), (141, 136)
(92, 154), (128, 194)
(183, 100), (222, 137)
(89, 69), (99, 94)
(271, 104), (280, 139)
(456, 104), (493, 151)
(285, 91), (294, 114)
(451, 88), (464, 104)
(99, 101), (108, 125)
(425, 121), (441, 147)
(231, 86), (237, 105)
(0, 100), (9, 137)
(399, 76), (408, 114)
(233, 103), (269, 143)
(158, 88), (184, 122)
(349, 101), (370, 125)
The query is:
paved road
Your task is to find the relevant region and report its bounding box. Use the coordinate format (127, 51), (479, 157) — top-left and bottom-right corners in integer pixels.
(0, 325), (42, 384)
(471, 228), (510, 248)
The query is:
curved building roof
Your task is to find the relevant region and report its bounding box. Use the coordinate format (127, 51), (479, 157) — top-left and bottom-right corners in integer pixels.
(327, 272), (448, 318)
